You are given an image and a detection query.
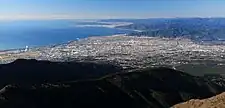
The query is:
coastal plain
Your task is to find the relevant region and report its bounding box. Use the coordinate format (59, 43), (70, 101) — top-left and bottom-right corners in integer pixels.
(1, 35), (225, 76)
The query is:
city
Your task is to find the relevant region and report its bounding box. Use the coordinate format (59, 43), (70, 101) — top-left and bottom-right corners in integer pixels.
(1, 35), (225, 71)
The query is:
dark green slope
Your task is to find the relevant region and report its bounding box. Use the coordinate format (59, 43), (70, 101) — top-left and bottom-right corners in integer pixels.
(0, 60), (224, 108)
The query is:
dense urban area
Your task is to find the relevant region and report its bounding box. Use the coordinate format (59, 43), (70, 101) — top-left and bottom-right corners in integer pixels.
(2, 18), (225, 108)
(1, 35), (225, 71)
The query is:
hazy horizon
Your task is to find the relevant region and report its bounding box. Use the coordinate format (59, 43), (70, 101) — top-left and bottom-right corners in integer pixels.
(1, 0), (225, 20)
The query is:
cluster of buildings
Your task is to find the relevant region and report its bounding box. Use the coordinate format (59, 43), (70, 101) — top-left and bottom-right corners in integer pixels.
(1, 35), (225, 69)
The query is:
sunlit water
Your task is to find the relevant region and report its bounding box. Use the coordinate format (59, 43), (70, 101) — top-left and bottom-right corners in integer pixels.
(0, 20), (132, 50)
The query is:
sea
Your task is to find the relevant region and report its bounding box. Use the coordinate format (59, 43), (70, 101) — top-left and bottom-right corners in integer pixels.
(0, 20), (132, 50)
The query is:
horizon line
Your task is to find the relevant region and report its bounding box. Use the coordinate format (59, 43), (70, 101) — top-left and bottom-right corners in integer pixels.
(1, 17), (225, 21)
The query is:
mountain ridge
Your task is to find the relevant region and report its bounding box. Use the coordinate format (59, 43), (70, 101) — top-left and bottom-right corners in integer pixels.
(0, 59), (225, 108)
(112, 18), (225, 42)
(173, 92), (225, 108)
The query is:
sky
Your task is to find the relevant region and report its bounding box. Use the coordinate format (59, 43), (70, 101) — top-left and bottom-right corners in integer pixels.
(1, 0), (225, 20)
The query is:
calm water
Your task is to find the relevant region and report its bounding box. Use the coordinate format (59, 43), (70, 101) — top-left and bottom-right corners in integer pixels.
(0, 20), (132, 50)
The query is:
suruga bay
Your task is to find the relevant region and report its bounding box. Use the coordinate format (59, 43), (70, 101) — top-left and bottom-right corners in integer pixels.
(0, 20), (133, 50)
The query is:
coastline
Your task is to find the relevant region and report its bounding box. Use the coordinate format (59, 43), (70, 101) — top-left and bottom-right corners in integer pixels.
(3, 34), (225, 76)
(75, 21), (143, 32)
(75, 21), (133, 28)
(0, 21), (135, 51)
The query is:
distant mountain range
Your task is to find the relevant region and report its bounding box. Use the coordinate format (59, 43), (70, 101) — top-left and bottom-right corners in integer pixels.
(101, 18), (225, 42)
(0, 59), (225, 108)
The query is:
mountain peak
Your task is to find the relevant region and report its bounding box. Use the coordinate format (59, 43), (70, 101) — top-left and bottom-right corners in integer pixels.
(173, 92), (225, 108)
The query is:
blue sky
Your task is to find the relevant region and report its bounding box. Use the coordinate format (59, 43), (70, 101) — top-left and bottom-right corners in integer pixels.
(1, 0), (225, 20)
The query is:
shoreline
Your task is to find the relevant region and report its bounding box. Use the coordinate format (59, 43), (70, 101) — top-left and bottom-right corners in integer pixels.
(2, 34), (225, 52)
(2, 34), (225, 71)
(2, 19), (225, 56)
(0, 21), (137, 51)
(74, 21), (143, 32)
